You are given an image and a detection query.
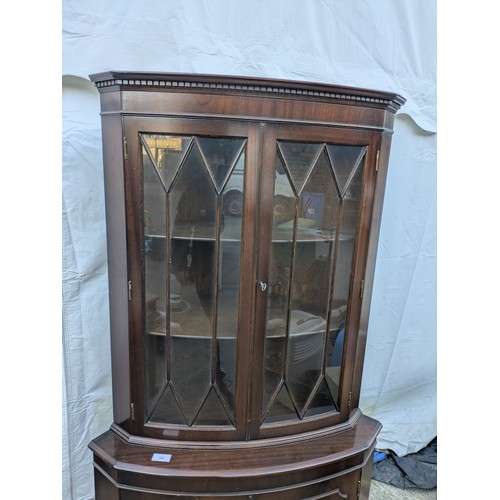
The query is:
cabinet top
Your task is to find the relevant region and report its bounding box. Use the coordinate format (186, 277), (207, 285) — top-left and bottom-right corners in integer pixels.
(89, 71), (405, 113)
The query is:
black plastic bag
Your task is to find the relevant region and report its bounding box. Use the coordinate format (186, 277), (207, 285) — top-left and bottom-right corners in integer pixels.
(372, 437), (437, 489)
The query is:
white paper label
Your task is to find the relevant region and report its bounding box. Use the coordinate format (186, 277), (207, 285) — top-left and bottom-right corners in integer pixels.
(151, 453), (172, 462)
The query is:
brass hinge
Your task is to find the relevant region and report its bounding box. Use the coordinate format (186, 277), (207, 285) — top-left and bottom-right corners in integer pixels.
(128, 280), (132, 301)
(347, 391), (352, 408)
(123, 137), (128, 160)
(130, 403), (135, 420)
(357, 480), (361, 499)
(360, 279), (365, 299)
(375, 149), (380, 172)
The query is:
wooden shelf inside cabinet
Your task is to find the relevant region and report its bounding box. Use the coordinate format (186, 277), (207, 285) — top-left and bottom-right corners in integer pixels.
(88, 71), (404, 499)
(151, 231), (347, 244)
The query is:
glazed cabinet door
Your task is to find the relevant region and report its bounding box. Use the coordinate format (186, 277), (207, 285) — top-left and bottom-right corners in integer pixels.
(123, 117), (261, 441)
(121, 116), (379, 441)
(251, 124), (380, 438)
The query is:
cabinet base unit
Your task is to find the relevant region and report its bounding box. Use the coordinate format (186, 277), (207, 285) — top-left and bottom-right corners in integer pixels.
(88, 72), (404, 500)
(90, 412), (380, 500)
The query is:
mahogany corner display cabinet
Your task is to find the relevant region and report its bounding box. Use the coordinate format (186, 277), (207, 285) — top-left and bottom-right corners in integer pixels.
(88, 71), (405, 500)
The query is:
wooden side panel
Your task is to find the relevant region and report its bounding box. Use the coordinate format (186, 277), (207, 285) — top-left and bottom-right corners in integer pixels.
(101, 112), (132, 427)
(351, 130), (393, 409)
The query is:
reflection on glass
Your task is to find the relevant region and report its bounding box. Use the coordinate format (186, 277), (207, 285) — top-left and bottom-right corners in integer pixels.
(262, 141), (366, 423)
(286, 151), (337, 416)
(215, 153), (245, 412)
(142, 144), (167, 409)
(263, 155), (295, 414)
(144, 134), (246, 427)
(327, 145), (365, 197)
(197, 137), (245, 194)
(143, 134), (191, 191)
(171, 144), (217, 326)
(170, 336), (211, 425)
(325, 158), (365, 400)
(278, 141), (321, 194)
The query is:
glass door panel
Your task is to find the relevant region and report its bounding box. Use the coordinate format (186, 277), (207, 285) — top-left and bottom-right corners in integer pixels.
(325, 148), (366, 401)
(216, 153), (246, 414)
(262, 141), (367, 424)
(141, 133), (246, 427)
(263, 154), (295, 420)
(287, 149), (338, 417)
(142, 144), (168, 406)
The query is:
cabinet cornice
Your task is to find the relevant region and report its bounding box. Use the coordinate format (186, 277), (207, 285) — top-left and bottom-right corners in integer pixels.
(90, 71), (406, 113)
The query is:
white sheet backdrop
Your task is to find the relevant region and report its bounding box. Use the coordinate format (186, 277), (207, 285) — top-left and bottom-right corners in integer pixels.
(62, 1), (436, 498)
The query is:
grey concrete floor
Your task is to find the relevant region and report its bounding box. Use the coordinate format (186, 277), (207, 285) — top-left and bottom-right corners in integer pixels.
(370, 480), (437, 499)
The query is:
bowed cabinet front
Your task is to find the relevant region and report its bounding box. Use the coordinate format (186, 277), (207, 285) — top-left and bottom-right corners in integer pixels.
(88, 71), (404, 499)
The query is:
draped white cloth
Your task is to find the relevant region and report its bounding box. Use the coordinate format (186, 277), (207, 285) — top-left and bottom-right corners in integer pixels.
(62, 2), (436, 498)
